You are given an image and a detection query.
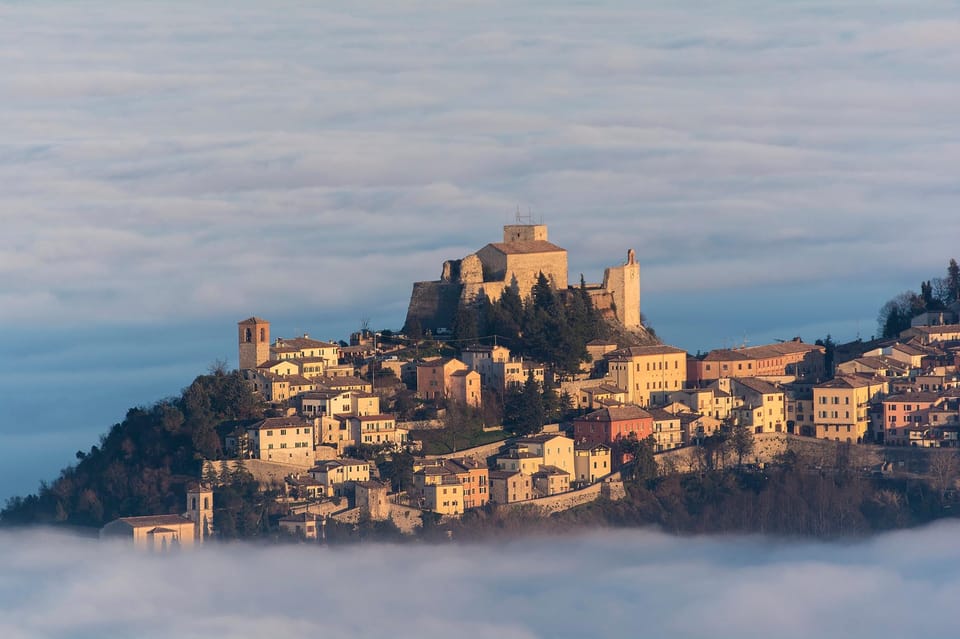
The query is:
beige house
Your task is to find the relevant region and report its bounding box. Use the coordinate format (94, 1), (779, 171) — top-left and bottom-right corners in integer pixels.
(417, 358), (467, 401)
(669, 386), (735, 420)
(299, 389), (381, 419)
(348, 414), (409, 449)
(812, 375), (889, 442)
(605, 345), (688, 407)
(574, 443), (611, 484)
(533, 466), (571, 497)
(728, 378), (786, 434)
(448, 369), (482, 408)
(279, 513), (318, 540)
(577, 384), (629, 411)
(489, 469), (533, 504)
(246, 417), (315, 467)
(308, 458), (371, 497)
(413, 458), (490, 510)
(512, 433), (575, 478)
(647, 408), (683, 452)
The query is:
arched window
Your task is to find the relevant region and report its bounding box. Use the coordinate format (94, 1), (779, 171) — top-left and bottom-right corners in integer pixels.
(245, 328), (252, 343)
(191, 497), (197, 510)
(203, 497), (209, 510)
(260, 328), (266, 342)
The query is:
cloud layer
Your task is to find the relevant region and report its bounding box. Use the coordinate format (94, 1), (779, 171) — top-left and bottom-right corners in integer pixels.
(2, 0), (959, 333)
(4, 523), (960, 638)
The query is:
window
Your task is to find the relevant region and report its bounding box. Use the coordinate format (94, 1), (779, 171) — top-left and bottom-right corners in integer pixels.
(266, 430), (273, 436)
(280, 429), (287, 435)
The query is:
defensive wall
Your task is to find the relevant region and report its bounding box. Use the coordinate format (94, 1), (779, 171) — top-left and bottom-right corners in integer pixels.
(202, 459), (305, 488)
(497, 475), (624, 515)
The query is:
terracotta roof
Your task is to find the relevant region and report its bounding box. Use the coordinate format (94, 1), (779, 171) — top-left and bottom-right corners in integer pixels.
(817, 375), (887, 389)
(581, 406), (652, 422)
(251, 416), (309, 430)
(533, 465), (570, 477)
(238, 317), (268, 325)
(608, 345), (687, 359)
(883, 392), (942, 403)
(732, 377), (781, 396)
(485, 240), (566, 255)
(113, 514), (193, 528)
(274, 337), (339, 350)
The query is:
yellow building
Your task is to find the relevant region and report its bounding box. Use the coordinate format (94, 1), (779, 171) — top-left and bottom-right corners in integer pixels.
(812, 375), (889, 443)
(423, 478), (464, 515)
(605, 345), (688, 407)
(573, 443), (611, 484)
(729, 378), (786, 434)
(511, 433), (575, 478)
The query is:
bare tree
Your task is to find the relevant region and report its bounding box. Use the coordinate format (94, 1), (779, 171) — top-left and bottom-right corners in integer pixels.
(928, 448), (960, 498)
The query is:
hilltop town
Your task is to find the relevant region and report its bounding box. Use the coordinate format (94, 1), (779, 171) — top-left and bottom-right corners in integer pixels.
(6, 223), (960, 548)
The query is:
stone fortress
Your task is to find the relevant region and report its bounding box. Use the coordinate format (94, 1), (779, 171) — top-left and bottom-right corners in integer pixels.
(404, 221), (642, 335)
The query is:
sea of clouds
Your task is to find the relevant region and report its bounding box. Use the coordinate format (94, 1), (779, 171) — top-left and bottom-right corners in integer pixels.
(4, 522), (960, 638)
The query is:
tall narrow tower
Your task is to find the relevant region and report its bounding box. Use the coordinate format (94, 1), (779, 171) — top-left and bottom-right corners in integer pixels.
(602, 249), (641, 329)
(186, 483), (214, 542)
(238, 317), (270, 370)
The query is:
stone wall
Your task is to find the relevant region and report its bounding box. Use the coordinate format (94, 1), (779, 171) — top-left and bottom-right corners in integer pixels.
(389, 504), (423, 534)
(202, 459), (304, 488)
(404, 280), (462, 333)
(497, 477), (625, 514)
(422, 438), (510, 462)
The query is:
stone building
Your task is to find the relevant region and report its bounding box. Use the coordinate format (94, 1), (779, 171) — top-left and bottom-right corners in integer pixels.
(404, 222), (642, 334)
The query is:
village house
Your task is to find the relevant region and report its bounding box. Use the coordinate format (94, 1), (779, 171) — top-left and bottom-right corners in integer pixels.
(901, 323), (960, 345)
(646, 408), (683, 452)
(308, 458), (371, 497)
(416, 358), (482, 407)
(245, 417), (315, 467)
(573, 443), (612, 484)
(726, 378), (786, 434)
(279, 512), (318, 540)
(881, 391), (942, 445)
(669, 386), (735, 420)
(573, 405), (654, 449)
(687, 339), (827, 385)
(489, 469), (533, 504)
(412, 458), (490, 511)
(347, 414), (409, 449)
(533, 466), (571, 497)
(604, 345), (688, 407)
(812, 375), (888, 443)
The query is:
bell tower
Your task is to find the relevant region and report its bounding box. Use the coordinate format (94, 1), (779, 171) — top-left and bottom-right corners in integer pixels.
(238, 317), (270, 370)
(186, 483), (214, 542)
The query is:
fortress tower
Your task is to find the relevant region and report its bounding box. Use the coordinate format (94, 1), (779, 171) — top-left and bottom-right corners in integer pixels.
(601, 249), (641, 329)
(238, 317), (270, 370)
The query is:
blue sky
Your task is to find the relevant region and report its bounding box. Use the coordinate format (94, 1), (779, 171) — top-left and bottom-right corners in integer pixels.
(2, 0), (960, 500)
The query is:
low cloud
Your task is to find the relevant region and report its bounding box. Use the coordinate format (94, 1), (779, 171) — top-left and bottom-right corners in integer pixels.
(3, 523), (960, 638)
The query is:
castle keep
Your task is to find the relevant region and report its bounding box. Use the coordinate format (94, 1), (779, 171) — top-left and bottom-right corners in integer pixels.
(404, 223), (640, 333)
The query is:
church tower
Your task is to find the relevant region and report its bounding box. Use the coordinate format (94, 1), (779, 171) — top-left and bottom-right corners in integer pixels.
(238, 317), (270, 370)
(602, 249), (641, 329)
(186, 483), (214, 542)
